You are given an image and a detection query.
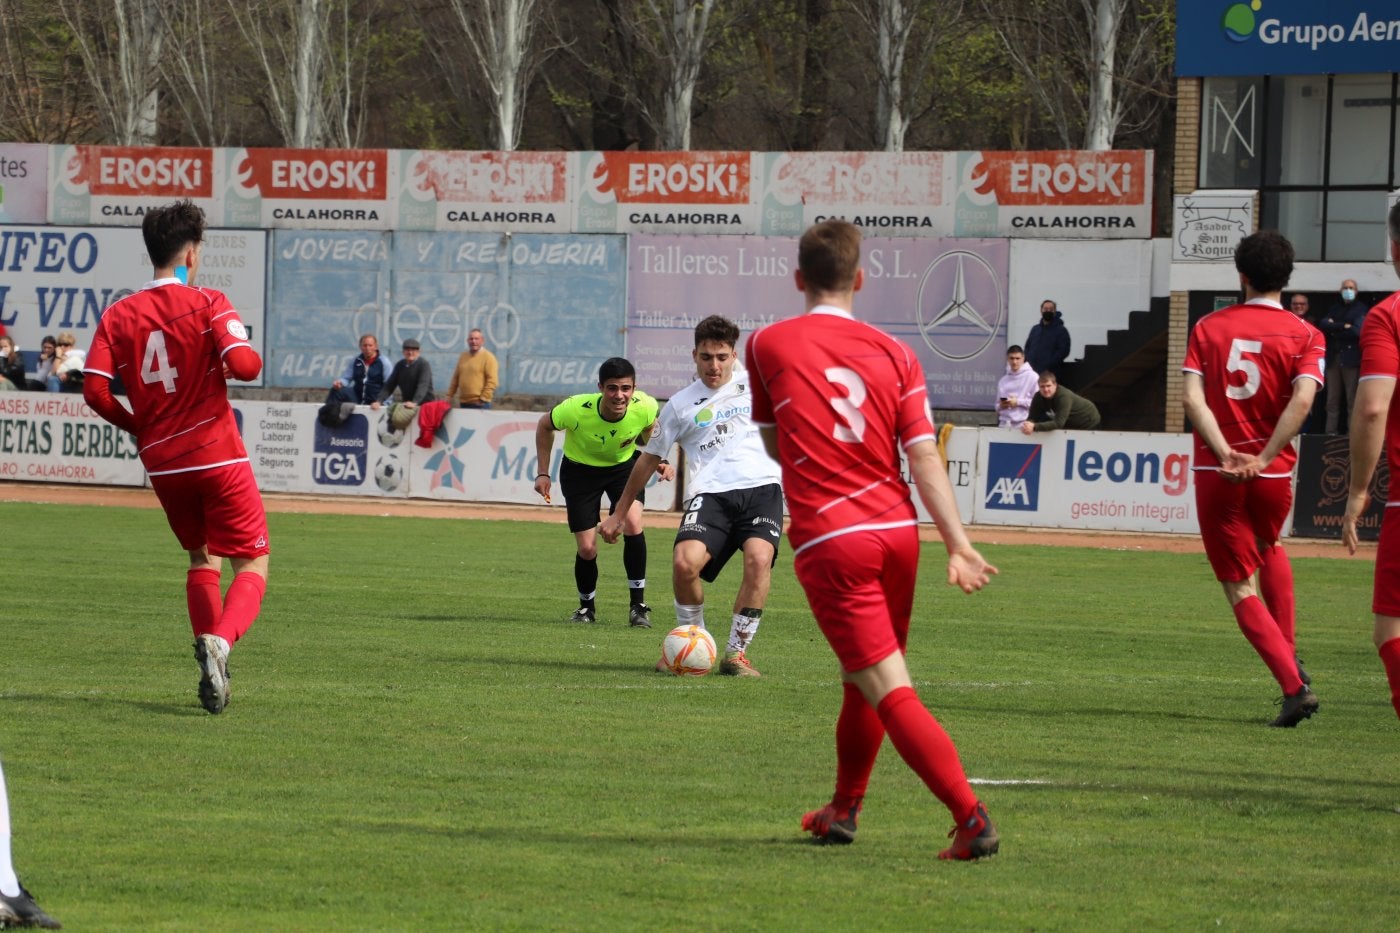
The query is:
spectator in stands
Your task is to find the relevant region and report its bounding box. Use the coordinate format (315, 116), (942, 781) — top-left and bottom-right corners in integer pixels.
(27, 336), (55, 391)
(332, 333), (392, 406)
(0, 336), (24, 391)
(444, 328), (498, 409)
(371, 338), (434, 413)
(1019, 371), (1101, 434)
(995, 344), (1039, 428)
(46, 331), (85, 392)
(1319, 279), (1368, 433)
(1024, 299), (1071, 376)
(1289, 293), (1323, 433)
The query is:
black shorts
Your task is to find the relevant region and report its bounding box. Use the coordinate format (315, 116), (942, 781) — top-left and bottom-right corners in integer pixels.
(676, 483), (784, 583)
(561, 454), (644, 533)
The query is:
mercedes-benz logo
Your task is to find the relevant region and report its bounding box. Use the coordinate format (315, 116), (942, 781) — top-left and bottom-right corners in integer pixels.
(915, 250), (1004, 361)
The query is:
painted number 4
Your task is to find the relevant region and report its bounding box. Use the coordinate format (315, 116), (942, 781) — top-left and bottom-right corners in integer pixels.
(141, 331), (179, 393)
(824, 366), (867, 443)
(1225, 337), (1262, 400)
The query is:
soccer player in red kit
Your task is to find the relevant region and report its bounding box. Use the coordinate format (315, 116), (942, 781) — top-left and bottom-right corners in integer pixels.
(1344, 200), (1400, 722)
(1181, 230), (1323, 727)
(746, 219), (1000, 861)
(83, 200), (269, 715)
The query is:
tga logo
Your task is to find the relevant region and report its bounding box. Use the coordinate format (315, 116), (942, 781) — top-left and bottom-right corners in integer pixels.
(984, 442), (1041, 511)
(313, 414), (369, 486)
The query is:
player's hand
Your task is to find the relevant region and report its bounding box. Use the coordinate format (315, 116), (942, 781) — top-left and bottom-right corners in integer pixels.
(1342, 490), (1371, 555)
(1221, 449), (1261, 482)
(534, 474), (552, 504)
(599, 514), (623, 544)
(947, 547), (998, 594)
(656, 461), (675, 482)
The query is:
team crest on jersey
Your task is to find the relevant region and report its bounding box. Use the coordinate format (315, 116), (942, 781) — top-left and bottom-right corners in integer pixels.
(226, 320), (249, 340)
(984, 442), (1041, 511)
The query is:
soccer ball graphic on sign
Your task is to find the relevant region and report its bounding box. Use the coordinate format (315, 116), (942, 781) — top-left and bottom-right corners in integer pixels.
(659, 625), (716, 676)
(374, 454), (404, 493)
(375, 408), (405, 448)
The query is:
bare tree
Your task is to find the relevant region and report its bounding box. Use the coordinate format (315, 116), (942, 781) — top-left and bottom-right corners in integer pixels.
(436, 0), (560, 151)
(227, 0), (376, 148)
(982, 0), (1171, 150)
(848, 0), (963, 151)
(157, 0), (240, 145)
(0, 0), (100, 142)
(57, 0), (170, 145)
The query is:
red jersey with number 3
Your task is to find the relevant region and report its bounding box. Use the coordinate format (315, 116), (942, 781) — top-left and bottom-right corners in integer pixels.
(746, 306), (937, 553)
(84, 280), (254, 475)
(1181, 298), (1324, 475)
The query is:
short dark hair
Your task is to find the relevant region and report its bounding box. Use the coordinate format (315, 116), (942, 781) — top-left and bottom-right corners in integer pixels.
(798, 220), (861, 293)
(1234, 230), (1294, 293)
(142, 199), (205, 269)
(1038, 371), (1058, 384)
(1007, 344), (1024, 355)
(694, 315), (739, 348)
(598, 357), (636, 384)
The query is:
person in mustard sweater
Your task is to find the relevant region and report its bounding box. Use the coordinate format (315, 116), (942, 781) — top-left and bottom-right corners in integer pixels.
(444, 328), (499, 408)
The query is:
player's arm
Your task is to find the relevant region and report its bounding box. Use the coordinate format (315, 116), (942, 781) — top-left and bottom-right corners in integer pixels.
(1181, 372), (1234, 465)
(223, 345), (262, 382)
(906, 438), (997, 594)
(1252, 377), (1318, 468)
(758, 424), (780, 462)
(82, 373), (139, 434)
(1344, 376), (1396, 554)
(534, 412), (559, 501)
(599, 452), (663, 544)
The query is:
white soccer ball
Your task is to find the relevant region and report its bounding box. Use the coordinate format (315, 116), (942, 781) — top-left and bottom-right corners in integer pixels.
(660, 625), (716, 676)
(374, 454), (404, 493)
(376, 408), (405, 448)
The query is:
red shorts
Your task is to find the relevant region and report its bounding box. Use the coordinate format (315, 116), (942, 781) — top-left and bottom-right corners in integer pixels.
(1374, 507), (1400, 617)
(793, 527), (919, 672)
(150, 461), (270, 558)
(1193, 470), (1291, 582)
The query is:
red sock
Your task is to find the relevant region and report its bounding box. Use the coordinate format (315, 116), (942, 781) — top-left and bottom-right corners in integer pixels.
(1258, 545), (1296, 648)
(186, 567), (222, 638)
(1232, 596), (1303, 694)
(831, 682), (883, 810)
(215, 572), (267, 645)
(876, 685), (978, 822)
(1378, 638), (1400, 721)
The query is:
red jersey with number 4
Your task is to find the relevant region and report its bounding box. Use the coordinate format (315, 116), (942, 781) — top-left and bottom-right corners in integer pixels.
(746, 307), (937, 553)
(1359, 290), (1400, 504)
(1181, 298), (1324, 475)
(85, 280), (255, 475)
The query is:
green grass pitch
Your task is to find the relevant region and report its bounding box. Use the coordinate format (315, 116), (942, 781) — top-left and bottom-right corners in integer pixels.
(2, 500), (1399, 930)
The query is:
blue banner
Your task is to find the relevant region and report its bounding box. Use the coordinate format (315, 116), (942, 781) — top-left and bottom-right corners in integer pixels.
(1177, 0), (1400, 76)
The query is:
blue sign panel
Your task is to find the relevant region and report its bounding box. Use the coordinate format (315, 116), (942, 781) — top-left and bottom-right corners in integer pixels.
(1177, 1), (1400, 76)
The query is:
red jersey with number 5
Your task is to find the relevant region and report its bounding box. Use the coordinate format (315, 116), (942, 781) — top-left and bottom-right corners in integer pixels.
(746, 306), (937, 553)
(1181, 298), (1324, 475)
(85, 280), (255, 475)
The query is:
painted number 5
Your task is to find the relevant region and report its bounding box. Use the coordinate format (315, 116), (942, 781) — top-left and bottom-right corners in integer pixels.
(824, 366), (867, 443)
(141, 330), (180, 394)
(1225, 338), (1262, 400)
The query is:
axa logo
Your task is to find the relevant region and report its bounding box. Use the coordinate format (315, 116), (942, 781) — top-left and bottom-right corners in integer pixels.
(1221, 1), (1261, 42)
(984, 442), (1041, 511)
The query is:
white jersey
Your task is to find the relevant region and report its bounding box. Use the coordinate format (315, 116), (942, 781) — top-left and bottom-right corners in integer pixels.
(643, 367), (782, 499)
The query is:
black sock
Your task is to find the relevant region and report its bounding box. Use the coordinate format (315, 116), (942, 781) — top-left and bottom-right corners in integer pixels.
(574, 555), (598, 608)
(623, 533), (646, 604)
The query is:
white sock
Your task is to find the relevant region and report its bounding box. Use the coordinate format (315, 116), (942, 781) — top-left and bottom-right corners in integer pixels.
(0, 760), (20, 897)
(674, 601), (705, 630)
(727, 609), (762, 655)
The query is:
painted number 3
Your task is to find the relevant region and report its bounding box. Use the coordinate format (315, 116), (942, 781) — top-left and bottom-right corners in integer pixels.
(824, 366), (867, 443)
(1225, 337), (1262, 400)
(141, 330), (180, 394)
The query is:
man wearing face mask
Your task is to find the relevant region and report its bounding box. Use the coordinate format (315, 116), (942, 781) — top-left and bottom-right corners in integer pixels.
(1024, 299), (1071, 377)
(1318, 279), (1368, 434)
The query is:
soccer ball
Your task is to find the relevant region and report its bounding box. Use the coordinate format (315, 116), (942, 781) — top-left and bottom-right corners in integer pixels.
(375, 408), (405, 448)
(659, 625), (716, 676)
(374, 454), (404, 493)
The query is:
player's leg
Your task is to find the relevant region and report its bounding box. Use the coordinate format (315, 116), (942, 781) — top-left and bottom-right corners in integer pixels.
(562, 459), (604, 622)
(1370, 508), (1400, 720)
(613, 462), (650, 626)
(671, 538), (709, 626)
(185, 546), (223, 639)
(1252, 479), (1306, 683)
(719, 484), (782, 677)
(0, 760), (61, 929)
